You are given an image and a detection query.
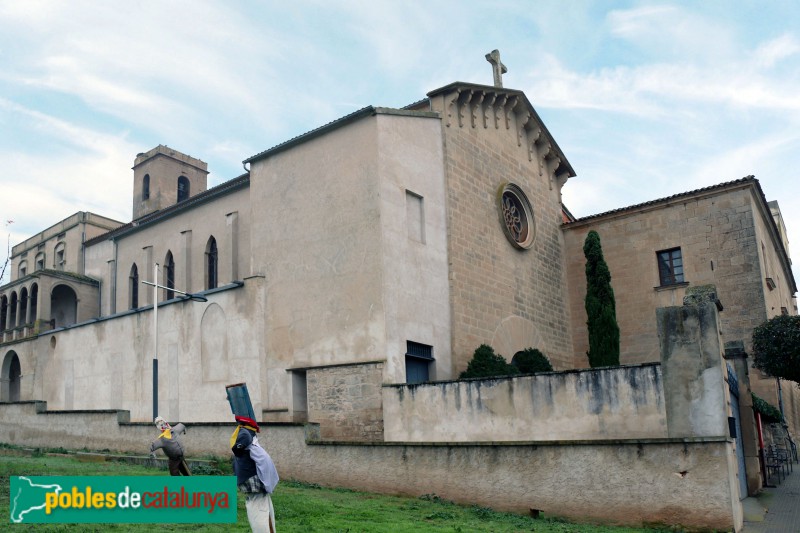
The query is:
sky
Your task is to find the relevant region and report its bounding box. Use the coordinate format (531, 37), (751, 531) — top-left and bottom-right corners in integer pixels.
(1, 0), (799, 287)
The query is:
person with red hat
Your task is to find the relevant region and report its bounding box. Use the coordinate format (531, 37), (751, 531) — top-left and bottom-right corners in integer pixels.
(231, 415), (279, 532)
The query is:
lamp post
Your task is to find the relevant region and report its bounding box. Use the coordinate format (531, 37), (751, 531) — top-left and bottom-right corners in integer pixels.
(142, 265), (208, 420)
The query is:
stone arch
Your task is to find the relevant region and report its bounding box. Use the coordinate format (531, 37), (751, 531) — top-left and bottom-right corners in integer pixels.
(490, 315), (544, 362)
(19, 287), (28, 326)
(200, 303), (229, 382)
(30, 283), (38, 323)
(1, 350), (22, 401)
(51, 284), (78, 328)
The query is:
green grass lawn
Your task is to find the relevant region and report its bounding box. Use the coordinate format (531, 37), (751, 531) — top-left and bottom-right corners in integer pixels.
(1, 446), (668, 532)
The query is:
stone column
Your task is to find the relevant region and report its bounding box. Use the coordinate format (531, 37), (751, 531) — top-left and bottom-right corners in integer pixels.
(226, 212), (239, 282)
(657, 285), (728, 437)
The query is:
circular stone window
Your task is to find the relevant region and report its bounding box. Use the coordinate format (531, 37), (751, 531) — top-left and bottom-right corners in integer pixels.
(497, 183), (535, 249)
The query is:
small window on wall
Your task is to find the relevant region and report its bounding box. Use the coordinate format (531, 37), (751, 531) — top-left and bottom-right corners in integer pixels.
(782, 307), (789, 316)
(35, 253), (45, 271)
(143, 174), (150, 200)
(657, 247), (684, 286)
(18, 262), (27, 277)
(405, 341), (434, 384)
(406, 190), (425, 243)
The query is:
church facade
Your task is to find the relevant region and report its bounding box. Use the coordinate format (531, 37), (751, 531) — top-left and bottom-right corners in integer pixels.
(1, 78), (797, 443)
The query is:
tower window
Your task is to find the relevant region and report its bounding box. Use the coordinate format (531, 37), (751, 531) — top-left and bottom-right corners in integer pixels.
(143, 174), (150, 200)
(177, 176), (190, 202)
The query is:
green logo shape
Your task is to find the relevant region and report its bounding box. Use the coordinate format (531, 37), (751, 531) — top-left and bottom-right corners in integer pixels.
(10, 476), (237, 523)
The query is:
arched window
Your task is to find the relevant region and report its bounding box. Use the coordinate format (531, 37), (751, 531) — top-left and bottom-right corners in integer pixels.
(50, 284), (78, 328)
(129, 264), (139, 309)
(9, 292), (17, 328)
(177, 176), (190, 202)
(35, 253), (45, 271)
(143, 174), (150, 200)
(18, 261), (27, 278)
(19, 287), (28, 326)
(29, 284), (38, 323)
(0, 295), (7, 330)
(164, 251), (175, 300)
(206, 236), (218, 290)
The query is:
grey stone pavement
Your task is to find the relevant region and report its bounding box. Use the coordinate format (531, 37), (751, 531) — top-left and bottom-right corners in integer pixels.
(743, 465), (800, 532)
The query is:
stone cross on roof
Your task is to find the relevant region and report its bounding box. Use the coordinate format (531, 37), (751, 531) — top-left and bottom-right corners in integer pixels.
(485, 49), (507, 88)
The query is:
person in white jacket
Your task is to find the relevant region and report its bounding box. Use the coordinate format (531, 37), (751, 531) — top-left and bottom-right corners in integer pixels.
(150, 416), (191, 476)
(231, 415), (279, 533)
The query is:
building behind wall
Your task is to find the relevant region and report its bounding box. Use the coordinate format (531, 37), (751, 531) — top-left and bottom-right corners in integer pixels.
(562, 178), (799, 436)
(0, 76), (797, 443)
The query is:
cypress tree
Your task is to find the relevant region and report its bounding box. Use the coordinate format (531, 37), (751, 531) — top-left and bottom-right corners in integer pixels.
(583, 230), (620, 367)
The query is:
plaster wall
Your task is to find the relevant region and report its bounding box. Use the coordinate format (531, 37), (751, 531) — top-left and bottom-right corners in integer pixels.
(375, 113), (451, 383)
(248, 110), (448, 420)
(383, 364), (666, 442)
(110, 186), (250, 311)
(0, 279), (264, 422)
(0, 402), (741, 532)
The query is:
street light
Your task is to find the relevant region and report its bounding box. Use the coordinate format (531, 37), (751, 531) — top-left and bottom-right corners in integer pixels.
(142, 263), (208, 420)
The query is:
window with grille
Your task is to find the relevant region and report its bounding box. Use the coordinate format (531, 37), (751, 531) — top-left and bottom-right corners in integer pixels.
(405, 341), (433, 384)
(657, 248), (684, 286)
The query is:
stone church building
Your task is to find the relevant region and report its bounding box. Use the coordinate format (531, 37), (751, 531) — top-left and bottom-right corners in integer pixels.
(1, 70), (798, 528)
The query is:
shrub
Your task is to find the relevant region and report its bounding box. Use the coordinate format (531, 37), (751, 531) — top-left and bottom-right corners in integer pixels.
(752, 392), (784, 423)
(459, 344), (519, 379)
(511, 348), (553, 374)
(752, 314), (800, 384)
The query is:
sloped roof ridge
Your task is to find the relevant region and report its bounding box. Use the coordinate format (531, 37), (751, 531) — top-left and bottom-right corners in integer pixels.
(244, 106), (376, 165)
(566, 176), (756, 224)
(84, 172), (250, 246)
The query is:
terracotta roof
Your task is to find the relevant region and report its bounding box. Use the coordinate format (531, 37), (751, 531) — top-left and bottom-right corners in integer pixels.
(565, 176), (756, 223)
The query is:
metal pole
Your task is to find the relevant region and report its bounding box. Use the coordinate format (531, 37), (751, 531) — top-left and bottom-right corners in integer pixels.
(153, 262), (159, 421)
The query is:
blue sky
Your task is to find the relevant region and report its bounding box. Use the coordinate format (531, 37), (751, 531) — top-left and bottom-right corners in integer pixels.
(1, 0), (799, 288)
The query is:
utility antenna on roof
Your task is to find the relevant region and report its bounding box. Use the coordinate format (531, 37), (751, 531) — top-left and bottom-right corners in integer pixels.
(485, 49), (507, 88)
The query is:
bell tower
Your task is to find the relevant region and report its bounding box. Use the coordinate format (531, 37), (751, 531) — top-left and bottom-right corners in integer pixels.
(132, 145), (209, 220)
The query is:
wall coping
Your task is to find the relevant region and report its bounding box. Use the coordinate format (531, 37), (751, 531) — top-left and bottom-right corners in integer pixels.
(382, 361), (662, 388)
(307, 436), (733, 447)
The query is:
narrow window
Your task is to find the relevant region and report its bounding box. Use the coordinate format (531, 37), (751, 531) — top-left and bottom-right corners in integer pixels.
(0, 296), (7, 330)
(205, 236), (218, 290)
(164, 252), (175, 300)
(18, 262), (26, 278)
(129, 264), (139, 309)
(54, 243), (66, 271)
(657, 248), (684, 286)
(405, 341), (434, 384)
(405, 190), (425, 243)
(143, 174), (150, 200)
(177, 176), (190, 202)
(35, 253), (45, 271)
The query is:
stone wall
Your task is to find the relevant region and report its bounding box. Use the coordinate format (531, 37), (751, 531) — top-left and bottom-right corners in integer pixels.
(306, 362), (384, 441)
(383, 363), (666, 442)
(429, 90), (574, 373)
(0, 402), (741, 532)
(563, 182), (780, 368)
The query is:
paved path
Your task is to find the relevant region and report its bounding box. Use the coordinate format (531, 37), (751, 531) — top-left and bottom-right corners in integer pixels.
(743, 464), (800, 532)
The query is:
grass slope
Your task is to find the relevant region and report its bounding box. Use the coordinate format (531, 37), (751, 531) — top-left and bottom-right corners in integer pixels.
(0, 447), (667, 532)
